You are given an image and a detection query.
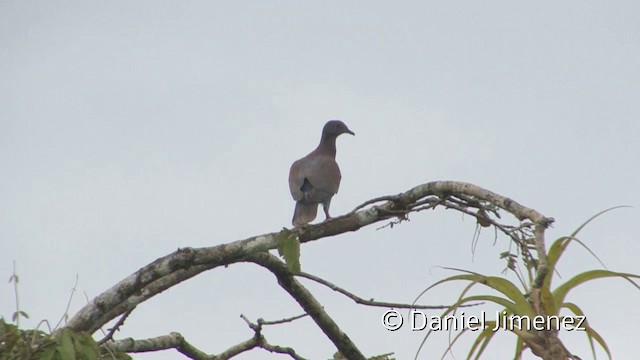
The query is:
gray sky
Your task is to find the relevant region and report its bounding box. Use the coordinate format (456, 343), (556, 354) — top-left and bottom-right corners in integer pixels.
(1, 1), (639, 359)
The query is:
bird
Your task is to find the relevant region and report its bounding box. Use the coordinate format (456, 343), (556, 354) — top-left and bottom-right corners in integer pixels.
(289, 120), (355, 227)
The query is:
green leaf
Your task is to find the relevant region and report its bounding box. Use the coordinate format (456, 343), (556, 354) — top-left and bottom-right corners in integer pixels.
(441, 327), (469, 360)
(0, 318), (7, 330)
(277, 230), (301, 273)
(467, 325), (496, 360)
(513, 337), (525, 360)
(563, 302), (612, 360)
(553, 270), (640, 306)
(73, 332), (100, 359)
(545, 236), (571, 289)
(276, 229), (290, 257)
(38, 346), (57, 360)
(569, 206), (630, 238)
(428, 270), (535, 318)
(545, 206), (630, 289)
(582, 325), (612, 360)
(411, 274), (478, 306)
(412, 270), (536, 360)
(453, 295), (524, 317)
(55, 330), (76, 360)
(11, 310), (29, 323)
(0, 322), (19, 359)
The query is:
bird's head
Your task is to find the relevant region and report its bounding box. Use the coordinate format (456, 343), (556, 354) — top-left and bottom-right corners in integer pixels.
(322, 120), (355, 137)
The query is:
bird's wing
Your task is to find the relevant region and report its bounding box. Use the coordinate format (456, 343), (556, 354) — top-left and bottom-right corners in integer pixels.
(289, 158), (306, 201)
(300, 155), (341, 201)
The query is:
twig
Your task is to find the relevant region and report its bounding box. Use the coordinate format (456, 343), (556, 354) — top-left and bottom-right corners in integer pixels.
(259, 313), (308, 326)
(98, 307), (135, 345)
(239, 314), (308, 360)
(53, 274), (79, 331)
(350, 194), (402, 213)
(10, 260), (21, 328)
(297, 272), (481, 310)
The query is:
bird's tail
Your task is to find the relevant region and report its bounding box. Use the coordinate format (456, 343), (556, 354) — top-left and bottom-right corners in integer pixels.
(292, 201), (318, 227)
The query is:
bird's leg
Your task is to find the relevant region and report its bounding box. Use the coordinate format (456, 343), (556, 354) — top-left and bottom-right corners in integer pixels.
(322, 200), (332, 220)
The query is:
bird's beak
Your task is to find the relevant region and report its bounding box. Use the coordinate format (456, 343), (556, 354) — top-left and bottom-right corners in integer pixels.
(346, 128), (355, 136)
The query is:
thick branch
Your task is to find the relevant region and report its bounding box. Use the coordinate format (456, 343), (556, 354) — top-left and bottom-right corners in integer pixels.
(60, 180), (553, 346)
(245, 251), (366, 360)
(105, 332), (213, 359)
(106, 329), (306, 360)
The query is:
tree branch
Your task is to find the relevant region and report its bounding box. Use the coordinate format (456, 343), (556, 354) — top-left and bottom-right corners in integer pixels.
(97, 307), (134, 345)
(297, 271), (481, 310)
(58, 180), (555, 357)
(245, 251), (366, 360)
(106, 321), (307, 360)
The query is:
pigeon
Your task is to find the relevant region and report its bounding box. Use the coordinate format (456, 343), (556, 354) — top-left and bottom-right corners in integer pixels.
(289, 120), (355, 227)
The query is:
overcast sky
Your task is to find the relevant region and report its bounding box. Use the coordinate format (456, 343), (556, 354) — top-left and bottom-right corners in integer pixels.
(1, 1), (639, 359)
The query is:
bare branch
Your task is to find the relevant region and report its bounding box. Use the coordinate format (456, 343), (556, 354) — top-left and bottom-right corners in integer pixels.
(258, 313), (309, 326)
(245, 251), (367, 360)
(350, 194), (403, 213)
(105, 332), (213, 359)
(259, 342), (306, 360)
(297, 271), (481, 310)
(210, 337), (258, 360)
(105, 330), (307, 360)
(97, 307), (135, 346)
(240, 314), (308, 360)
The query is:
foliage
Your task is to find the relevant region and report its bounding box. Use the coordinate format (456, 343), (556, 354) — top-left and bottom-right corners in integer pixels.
(2, 270), (131, 360)
(277, 228), (301, 273)
(413, 207), (640, 359)
(0, 318), (132, 360)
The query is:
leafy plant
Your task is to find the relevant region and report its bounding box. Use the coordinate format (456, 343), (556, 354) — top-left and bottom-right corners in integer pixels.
(2, 265), (131, 360)
(413, 207), (640, 359)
